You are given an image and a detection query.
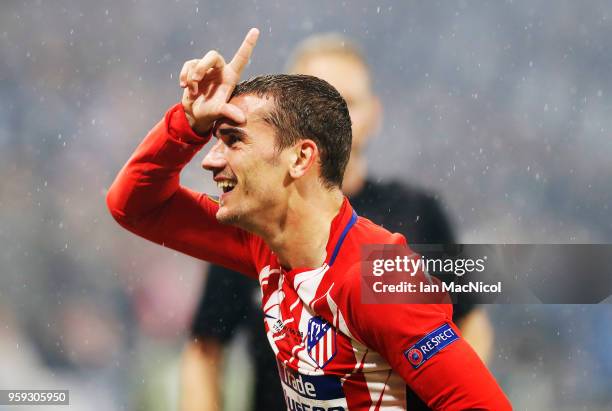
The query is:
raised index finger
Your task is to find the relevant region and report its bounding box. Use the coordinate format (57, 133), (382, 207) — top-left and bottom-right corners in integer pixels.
(229, 28), (260, 75)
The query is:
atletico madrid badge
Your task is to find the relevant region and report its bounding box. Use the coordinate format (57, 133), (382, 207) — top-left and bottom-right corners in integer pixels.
(307, 316), (337, 369)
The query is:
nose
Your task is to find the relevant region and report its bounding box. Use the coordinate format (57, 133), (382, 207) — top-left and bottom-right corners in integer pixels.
(201, 139), (228, 171)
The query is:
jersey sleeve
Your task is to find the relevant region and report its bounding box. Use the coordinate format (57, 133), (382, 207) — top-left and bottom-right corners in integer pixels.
(106, 104), (258, 278)
(338, 266), (512, 411)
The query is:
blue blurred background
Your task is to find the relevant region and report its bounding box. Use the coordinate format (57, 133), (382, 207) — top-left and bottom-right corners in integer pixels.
(1, 1), (611, 410)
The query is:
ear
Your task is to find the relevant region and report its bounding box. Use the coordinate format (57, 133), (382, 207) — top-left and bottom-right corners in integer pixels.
(289, 139), (318, 179)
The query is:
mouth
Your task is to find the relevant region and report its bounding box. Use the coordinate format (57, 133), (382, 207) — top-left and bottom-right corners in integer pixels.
(216, 180), (237, 194)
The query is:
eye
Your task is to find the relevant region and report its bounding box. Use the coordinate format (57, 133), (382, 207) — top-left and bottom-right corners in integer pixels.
(226, 134), (240, 147)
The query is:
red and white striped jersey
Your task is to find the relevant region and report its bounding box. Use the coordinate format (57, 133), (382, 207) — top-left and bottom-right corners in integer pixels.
(107, 104), (512, 411)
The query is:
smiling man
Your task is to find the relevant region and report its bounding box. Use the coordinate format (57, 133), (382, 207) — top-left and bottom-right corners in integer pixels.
(107, 29), (510, 410)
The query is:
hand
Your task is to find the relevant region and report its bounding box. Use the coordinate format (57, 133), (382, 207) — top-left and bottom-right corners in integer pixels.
(179, 28), (260, 135)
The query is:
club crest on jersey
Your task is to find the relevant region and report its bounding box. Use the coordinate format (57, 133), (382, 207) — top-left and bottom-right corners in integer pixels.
(403, 323), (459, 369)
(307, 317), (337, 369)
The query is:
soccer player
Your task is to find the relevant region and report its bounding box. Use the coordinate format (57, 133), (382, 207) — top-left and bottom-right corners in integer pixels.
(183, 33), (494, 411)
(107, 29), (511, 410)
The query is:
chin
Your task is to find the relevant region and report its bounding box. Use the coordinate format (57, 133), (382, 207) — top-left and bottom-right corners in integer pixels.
(216, 206), (243, 226)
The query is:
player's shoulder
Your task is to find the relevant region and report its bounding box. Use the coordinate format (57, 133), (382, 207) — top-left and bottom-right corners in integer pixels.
(327, 213), (405, 288)
(330, 206), (406, 274)
(352, 213), (407, 245)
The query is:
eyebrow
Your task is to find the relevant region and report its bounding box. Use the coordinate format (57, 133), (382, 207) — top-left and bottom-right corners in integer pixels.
(214, 126), (248, 139)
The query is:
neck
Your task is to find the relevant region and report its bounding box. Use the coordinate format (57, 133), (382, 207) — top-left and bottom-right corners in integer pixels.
(253, 187), (344, 270)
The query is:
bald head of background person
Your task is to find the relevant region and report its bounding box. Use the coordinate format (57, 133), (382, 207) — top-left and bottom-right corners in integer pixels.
(286, 34), (381, 197)
(181, 33), (493, 411)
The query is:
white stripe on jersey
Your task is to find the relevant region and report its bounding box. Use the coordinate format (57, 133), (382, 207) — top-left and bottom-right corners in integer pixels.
(326, 291), (355, 339)
(266, 330), (280, 356)
(293, 265), (330, 306)
(308, 283), (334, 311)
(326, 327), (334, 360)
(258, 265), (280, 285)
(351, 341), (406, 410)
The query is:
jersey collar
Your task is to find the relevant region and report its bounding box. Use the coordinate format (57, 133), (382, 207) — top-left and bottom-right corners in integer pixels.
(282, 197), (358, 279)
(326, 198), (358, 266)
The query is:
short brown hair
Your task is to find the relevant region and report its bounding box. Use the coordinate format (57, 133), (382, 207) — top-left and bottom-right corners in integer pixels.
(231, 74), (352, 188)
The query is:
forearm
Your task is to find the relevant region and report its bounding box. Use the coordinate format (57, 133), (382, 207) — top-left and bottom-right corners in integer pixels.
(180, 339), (224, 411)
(106, 104), (208, 226)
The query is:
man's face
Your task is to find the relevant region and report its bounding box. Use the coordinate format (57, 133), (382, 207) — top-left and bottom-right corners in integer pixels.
(201, 94), (288, 226)
(292, 53), (379, 155)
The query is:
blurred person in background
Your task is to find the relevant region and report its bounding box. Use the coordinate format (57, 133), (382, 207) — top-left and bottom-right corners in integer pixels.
(180, 33), (494, 411)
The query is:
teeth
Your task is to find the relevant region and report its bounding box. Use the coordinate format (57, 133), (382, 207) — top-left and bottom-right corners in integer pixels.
(216, 181), (236, 191)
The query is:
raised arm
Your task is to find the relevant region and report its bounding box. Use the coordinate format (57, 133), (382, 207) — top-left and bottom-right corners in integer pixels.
(106, 29), (262, 277)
